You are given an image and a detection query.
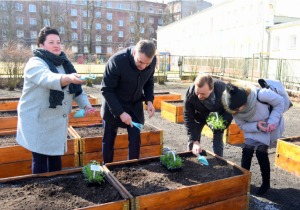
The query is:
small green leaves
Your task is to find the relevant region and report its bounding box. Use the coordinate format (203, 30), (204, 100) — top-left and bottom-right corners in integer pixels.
(160, 153), (184, 169)
(206, 113), (226, 131)
(82, 160), (105, 184)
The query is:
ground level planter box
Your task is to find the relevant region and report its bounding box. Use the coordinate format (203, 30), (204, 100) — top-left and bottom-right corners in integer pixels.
(275, 136), (300, 177)
(144, 92), (182, 110)
(0, 168), (130, 210)
(103, 150), (251, 210)
(0, 129), (80, 179)
(161, 100), (184, 123)
(202, 122), (245, 145)
(0, 95), (98, 111)
(69, 123), (163, 166)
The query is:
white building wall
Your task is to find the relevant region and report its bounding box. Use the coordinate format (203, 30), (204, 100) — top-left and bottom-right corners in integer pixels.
(157, 0), (297, 58)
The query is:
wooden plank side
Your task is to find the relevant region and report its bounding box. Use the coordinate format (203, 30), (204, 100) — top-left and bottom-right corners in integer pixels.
(228, 124), (243, 135)
(0, 161), (32, 178)
(0, 146), (32, 164)
(62, 155), (76, 168)
(277, 140), (300, 163)
(191, 194), (247, 210)
(0, 117), (18, 130)
(78, 200), (128, 210)
(161, 110), (177, 123)
(138, 174), (249, 209)
(275, 154), (300, 177)
(0, 101), (19, 111)
(177, 114), (184, 123)
(228, 134), (245, 144)
(161, 102), (177, 114)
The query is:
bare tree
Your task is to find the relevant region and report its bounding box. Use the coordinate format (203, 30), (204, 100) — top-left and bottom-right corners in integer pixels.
(163, 1), (176, 26)
(0, 1), (16, 43)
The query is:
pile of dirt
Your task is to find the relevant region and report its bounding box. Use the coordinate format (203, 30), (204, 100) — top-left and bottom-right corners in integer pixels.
(0, 111), (17, 117)
(0, 134), (18, 147)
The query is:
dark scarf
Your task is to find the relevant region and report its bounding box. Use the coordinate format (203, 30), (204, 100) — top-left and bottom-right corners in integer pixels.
(33, 48), (82, 108)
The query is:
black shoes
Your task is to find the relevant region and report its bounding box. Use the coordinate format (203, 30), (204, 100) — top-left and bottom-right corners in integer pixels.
(256, 183), (270, 196)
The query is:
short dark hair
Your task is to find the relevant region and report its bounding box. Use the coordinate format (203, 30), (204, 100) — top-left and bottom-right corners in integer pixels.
(194, 74), (214, 90)
(37, 27), (60, 47)
(135, 40), (156, 58)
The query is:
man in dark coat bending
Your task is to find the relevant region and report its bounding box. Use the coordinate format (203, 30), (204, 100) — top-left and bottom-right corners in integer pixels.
(183, 74), (233, 157)
(101, 40), (156, 164)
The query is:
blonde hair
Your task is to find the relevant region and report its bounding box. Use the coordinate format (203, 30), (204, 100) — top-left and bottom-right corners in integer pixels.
(194, 74), (214, 90)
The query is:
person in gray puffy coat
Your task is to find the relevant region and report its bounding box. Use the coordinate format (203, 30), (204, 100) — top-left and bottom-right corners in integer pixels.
(222, 82), (284, 196)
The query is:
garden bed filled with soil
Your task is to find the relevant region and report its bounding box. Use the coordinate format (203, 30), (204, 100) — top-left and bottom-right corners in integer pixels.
(284, 137), (300, 146)
(0, 134), (18, 147)
(0, 110), (17, 117)
(0, 171), (123, 210)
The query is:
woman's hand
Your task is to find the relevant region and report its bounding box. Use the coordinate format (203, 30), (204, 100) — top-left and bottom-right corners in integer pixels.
(257, 121), (268, 132)
(84, 105), (93, 116)
(266, 123), (278, 132)
(61, 73), (85, 86)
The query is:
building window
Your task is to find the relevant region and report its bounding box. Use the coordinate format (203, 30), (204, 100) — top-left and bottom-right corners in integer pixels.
(159, 9), (163, 14)
(96, 35), (101, 41)
(140, 17), (144, 23)
(83, 10), (90, 17)
(59, 27), (64, 34)
(149, 17), (154, 24)
(130, 16), (134, 22)
(72, 46), (78, 53)
(176, 6), (179, 12)
(15, 3), (22, 11)
(107, 13), (112, 20)
(130, 37), (134, 43)
(30, 18), (37, 25)
(149, 8), (153, 13)
(107, 36), (112, 42)
(119, 31), (123, 37)
(83, 34), (90, 41)
(289, 35), (297, 49)
(44, 19), (50, 27)
(158, 18), (163, 25)
(107, 24), (112, 31)
(1, 16), (8, 24)
(17, 30), (24, 38)
(72, 33), (78, 40)
(130, 27), (134, 33)
(16, 17), (23, 25)
(71, 0), (77, 4)
(140, 6), (143, 12)
(71, 9), (77, 16)
(140, 27), (144, 34)
(43, 6), (50, 14)
(83, 22), (90, 29)
(273, 37), (280, 50)
(2, 29), (6, 37)
(107, 2), (112, 8)
(83, 0), (87, 5)
(96, 12), (101, 18)
(149, 28), (154, 33)
(130, 5), (133, 10)
(71, 21), (77, 28)
(95, 46), (101, 53)
(107, 47), (112, 54)
(1, 2), (7, 10)
(96, 23), (101, 30)
(84, 46), (89, 53)
(59, 15), (64, 22)
(30, 31), (37, 39)
(119, 4), (123, 9)
(119, 20), (123, 26)
(29, 4), (36, 12)
(95, 1), (101, 7)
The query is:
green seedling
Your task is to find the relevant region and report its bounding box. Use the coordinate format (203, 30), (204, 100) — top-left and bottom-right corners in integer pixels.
(206, 112), (227, 131)
(160, 153), (184, 169)
(82, 160), (105, 184)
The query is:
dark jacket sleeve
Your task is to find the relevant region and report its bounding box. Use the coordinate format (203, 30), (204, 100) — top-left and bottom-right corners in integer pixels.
(183, 92), (199, 143)
(101, 60), (125, 118)
(143, 57), (156, 103)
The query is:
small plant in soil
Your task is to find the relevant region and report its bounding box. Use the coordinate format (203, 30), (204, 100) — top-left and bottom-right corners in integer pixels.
(82, 160), (105, 184)
(160, 153), (184, 169)
(206, 112), (226, 131)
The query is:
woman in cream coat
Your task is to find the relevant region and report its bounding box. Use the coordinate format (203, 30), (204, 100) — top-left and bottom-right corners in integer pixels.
(17, 27), (92, 174)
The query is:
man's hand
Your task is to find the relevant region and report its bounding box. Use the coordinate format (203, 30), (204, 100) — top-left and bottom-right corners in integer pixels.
(257, 121), (267, 132)
(84, 105), (93, 115)
(192, 141), (202, 156)
(147, 101), (155, 119)
(120, 112), (133, 127)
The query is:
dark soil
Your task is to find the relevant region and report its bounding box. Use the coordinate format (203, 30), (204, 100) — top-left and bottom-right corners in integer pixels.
(0, 110), (17, 117)
(168, 101), (184, 106)
(154, 92), (170, 95)
(0, 99), (19, 102)
(0, 172), (122, 210)
(0, 134), (18, 147)
(74, 124), (156, 138)
(284, 137), (300, 146)
(111, 155), (235, 196)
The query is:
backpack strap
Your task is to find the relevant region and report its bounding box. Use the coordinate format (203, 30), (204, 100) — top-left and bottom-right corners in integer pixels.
(257, 89), (273, 113)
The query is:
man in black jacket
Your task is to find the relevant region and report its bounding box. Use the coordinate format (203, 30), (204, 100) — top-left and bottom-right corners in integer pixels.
(101, 40), (156, 164)
(183, 74), (233, 157)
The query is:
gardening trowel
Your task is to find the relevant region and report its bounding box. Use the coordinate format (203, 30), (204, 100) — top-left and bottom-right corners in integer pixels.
(74, 109), (86, 118)
(198, 154), (209, 166)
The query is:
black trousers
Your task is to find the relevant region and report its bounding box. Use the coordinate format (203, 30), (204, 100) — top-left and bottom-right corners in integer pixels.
(102, 113), (141, 164)
(31, 152), (62, 174)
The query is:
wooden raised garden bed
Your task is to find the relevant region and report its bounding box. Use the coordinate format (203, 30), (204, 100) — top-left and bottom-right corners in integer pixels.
(103, 150), (251, 210)
(0, 168), (130, 210)
(161, 100), (184, 123)
(202, 123), (245, 145)
(0, 104), (102, 132)
(275, 136), (300, 177)
(0, 129), (80, 179)
(0, 95), (98, 111)
(69, 123), (163, 166)
(144, 92), (182, 110)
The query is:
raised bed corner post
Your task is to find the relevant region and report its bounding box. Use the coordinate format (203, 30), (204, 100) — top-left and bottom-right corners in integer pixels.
(79, 137), (86, 167)
(160, 130), (163, 155)
(246, 172), (252, 210)
(73, 139), (80, 167)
